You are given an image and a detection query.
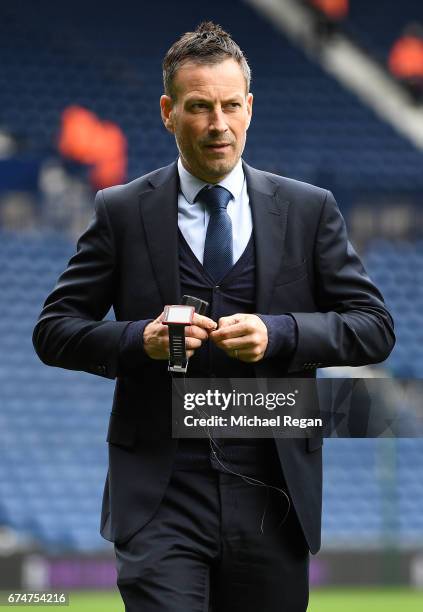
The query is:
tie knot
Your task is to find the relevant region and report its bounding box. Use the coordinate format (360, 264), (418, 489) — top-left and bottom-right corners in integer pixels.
(195, 185), (232, 213)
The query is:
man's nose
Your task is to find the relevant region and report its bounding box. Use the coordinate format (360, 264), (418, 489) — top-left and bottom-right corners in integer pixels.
(208, 108), (229, 133)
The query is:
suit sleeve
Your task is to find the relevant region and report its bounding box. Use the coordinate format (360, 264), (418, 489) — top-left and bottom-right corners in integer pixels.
(286, 190), (395, 372)
(32, 190), (130, 379)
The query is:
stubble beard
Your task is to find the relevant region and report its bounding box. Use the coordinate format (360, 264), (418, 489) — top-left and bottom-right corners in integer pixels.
(179, 145), (242, 182)
(176, 130), (247, 181)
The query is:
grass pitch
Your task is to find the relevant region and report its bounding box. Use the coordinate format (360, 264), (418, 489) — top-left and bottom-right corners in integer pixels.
(6, 588), (423, 610)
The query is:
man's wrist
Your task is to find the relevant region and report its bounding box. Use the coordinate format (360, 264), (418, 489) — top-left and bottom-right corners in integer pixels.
(117, 319), (154, 375)
(255, 314), (298, 359)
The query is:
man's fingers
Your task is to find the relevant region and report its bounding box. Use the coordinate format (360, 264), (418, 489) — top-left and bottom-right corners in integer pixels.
(210, 322), (249, 341)
(186, 337), (202, 351)
(192, 312), (217, 331)
(155, 311), (166, 324)
(159, 331), (202, 350)
(217, 336), (258, 351)
(232, 347), (264, 362)
(156, 311), (216, 331)
(146, 311), (215, 360)
(185, 325), (209, 341)
(216, 315), (243, 328)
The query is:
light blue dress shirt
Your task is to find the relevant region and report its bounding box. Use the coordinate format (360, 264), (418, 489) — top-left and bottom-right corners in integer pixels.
(177, 157), (253, 264)
(117, 158), (298, 373)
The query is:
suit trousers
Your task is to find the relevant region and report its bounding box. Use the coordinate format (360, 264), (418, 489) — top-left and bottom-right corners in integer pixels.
(115, 442), (310, 612)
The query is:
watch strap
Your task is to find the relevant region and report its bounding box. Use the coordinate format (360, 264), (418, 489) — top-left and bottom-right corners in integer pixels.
(168, 324), (188, 373)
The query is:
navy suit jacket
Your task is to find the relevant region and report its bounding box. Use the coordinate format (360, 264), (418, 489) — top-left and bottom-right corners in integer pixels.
(33, 160), (395, 554)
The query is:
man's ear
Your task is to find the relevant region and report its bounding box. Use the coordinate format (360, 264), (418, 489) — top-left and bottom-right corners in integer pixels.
(160, 95), (175, 133)
(245, 92), (253, 130)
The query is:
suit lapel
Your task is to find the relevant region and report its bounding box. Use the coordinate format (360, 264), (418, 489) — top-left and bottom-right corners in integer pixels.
(138, 160), (290, 312)
(243, 161), (290, 314)
(138, 161), (181, 306)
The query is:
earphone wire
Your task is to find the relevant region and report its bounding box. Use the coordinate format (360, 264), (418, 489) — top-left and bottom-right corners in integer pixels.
(172, 372), (291, 534)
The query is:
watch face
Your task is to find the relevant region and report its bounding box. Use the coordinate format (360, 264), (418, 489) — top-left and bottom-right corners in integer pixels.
(162, 305), (194, 325)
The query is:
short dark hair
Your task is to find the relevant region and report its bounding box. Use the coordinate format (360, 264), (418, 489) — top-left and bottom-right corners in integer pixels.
(163, 21), (251, 99)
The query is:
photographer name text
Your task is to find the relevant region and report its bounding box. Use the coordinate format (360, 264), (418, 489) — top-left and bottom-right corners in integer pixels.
(183, 415), (322, 429)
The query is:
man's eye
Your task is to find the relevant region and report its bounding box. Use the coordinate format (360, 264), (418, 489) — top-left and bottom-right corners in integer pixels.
(227, 102), (241, 108)
(192, 103), (208, 109)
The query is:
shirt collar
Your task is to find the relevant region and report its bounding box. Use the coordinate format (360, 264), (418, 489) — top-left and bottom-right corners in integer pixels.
(177, 157), (244, 204)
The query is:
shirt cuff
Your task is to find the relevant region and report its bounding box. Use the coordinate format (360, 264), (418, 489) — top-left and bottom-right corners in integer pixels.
(117, 319), (154, 375)
(256, 314), (298, 360)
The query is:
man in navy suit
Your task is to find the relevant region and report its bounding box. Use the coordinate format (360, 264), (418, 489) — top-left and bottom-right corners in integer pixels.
(33, 21), (395, 611)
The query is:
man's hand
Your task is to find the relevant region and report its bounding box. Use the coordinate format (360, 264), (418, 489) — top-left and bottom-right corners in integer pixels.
(209, 313), (268, 362)
(143, 311), (217, 360)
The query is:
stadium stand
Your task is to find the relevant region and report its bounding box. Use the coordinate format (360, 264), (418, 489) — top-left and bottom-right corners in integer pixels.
(346, 0), (423, 62)
(0, 232), (114, 551)
(365, 239), (423, 379)
(1, 0), (423, 194)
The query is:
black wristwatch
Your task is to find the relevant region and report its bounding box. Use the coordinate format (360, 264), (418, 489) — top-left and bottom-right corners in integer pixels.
(162, 305), (195, 373)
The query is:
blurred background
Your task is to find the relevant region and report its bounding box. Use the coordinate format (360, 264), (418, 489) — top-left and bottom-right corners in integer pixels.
(0, 0), (423, 609)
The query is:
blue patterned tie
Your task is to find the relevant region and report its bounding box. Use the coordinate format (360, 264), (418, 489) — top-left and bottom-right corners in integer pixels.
(196, 185), (233, 282)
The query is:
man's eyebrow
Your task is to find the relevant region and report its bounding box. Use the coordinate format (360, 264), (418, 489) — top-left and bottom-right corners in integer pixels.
(185, 97), (211, 104)
(185, 95), (244, 104)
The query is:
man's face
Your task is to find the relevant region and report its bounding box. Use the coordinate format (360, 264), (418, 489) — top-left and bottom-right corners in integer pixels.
(160, 58), (253, 183)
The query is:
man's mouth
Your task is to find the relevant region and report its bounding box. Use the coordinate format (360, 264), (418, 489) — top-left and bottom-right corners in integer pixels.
(205, 143), (231, 150)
